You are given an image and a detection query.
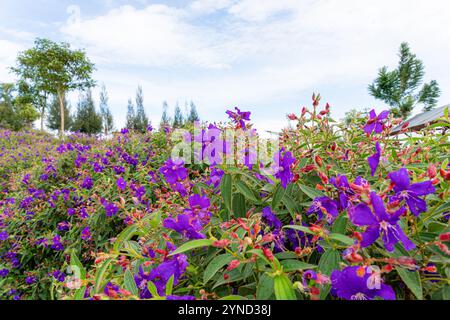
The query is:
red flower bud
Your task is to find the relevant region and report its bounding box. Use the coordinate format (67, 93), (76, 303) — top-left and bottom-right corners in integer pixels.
(315, 155), (323, 167)
(226, 260), (241, 271)
(262, 247), (274, 262)
(213, 239), (231, 248)
(439, 232), (450, 242)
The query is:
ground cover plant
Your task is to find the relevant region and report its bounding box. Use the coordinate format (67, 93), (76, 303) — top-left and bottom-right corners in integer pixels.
(0, 96), (449, 300)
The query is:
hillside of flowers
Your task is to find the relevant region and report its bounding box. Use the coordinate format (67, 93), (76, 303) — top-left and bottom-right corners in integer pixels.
(0, 96), (449, 300)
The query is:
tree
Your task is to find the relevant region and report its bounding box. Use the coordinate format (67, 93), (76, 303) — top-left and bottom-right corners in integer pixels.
(72, 89), (102, 134)
(0, 82), (39, 130)
(160, 101), (171, 130)
(172, 102), (184, 128)
(46, 94), (73, 132)
(134, 85), (149, 132)
(126, 98), (136, 130)
(11, 38), (95, 136)
(99, 84), (114, 135)
(15, 79), (48, 130)
(187, 100), (200, 123)
(368, 42), (440, 118)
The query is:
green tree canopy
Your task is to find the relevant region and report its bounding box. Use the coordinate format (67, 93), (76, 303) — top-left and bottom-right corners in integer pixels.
(172, 102), (184, 128)
(99, 84), (114, 135)
(134, 85), (150, 133)
(368, 42), (440, 118)
(11, 38), (95, 136)
(187, 101), (200, 123)
(0, 82), (39, 131)
(126, 98), (136, 130)
(72, 89), (102, 134)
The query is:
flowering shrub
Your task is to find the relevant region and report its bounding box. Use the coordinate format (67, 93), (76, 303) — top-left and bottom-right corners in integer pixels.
(0, 96), (449, 300)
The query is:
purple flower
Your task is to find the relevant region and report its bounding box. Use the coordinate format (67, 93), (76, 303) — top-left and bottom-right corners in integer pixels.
(81, 176), (93, 190)
(102, 200), (119, 217)
(331, 266), (395, 300)
(26, 276), (37, 284)
(57, 221), (70, 232)
(68, 208), (76, 216)
(206, 167), (224, 189)
(163, 214), (205, 240)
(226, 107), (251, 130)
(81, 226), (91, 241)
(0, 268), (9, 277)
(271, 149), (295, 189)
(117, 177), (127, 191)
(134, 253), (189, 298)
(104, 282), (120, 297)
(307, 197), (339, 223)
(114, 166), (125, 174)
(120, 128), (129, 134)
(187, 194), (211, 219)
(363, 109), (389, 134)
(367, 142), (381, 177)
(388, 168), (435, 216)
(159, 158), (188, 188)
(51, 235), (64, 251)
(0, 231), (8, 241)
(348, 192), (415, 252)
(262, 207), (282, 230)
(50, 270), (65, 282)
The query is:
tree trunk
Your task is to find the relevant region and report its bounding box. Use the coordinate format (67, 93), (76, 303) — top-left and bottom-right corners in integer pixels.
(57, 90), (65, 138)
(40, 107), (45, 131)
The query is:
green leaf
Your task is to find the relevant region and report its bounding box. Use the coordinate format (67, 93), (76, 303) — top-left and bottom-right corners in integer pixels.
(147, 281), (160, 297)
(70, 251), (87, 300)
(395, 267), (423, 300)
(113, 224), (139, 252)
(298, 184), (324, 200)
(256, 273), (274, 300)
(232, 193), (247, 218)
(236, 180), (259, 202)
(281, 194), (301, 217)
(318, 249), (341, 300)
(168, 239), (214, 256)
(273, 274), (297, 300)
(94, 258), (114, 294)
(271, 183), (286, 209)
(332, 214), (348, 234)
(220, 174), (232, 213)
(165, 275), (174, 296)
(124, 268), (139, 297)
(283, 225), (315, 235)
(328, 233), (354, 246)
(203, 253), (235, 284)
(70, 251), (86, 280)
(280, 260), (317, 272)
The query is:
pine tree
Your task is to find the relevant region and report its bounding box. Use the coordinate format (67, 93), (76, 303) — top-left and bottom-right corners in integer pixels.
(72, 89), (102, 134)
(46, 94), (73, 132)
(135, 85), (149, 132)
(187, 100), (200, 123)
(99, 84), (114, 135)
(160, 101), (171, 130)
(172, 102), (184, 128)
(369, 42), (440, 118)
(126, 98), (136, 130)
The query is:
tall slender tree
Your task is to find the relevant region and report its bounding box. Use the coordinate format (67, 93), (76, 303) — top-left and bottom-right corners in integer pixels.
(99, 84), (114, 135)
(134, 85), (149, 132)
(126, 98), (136, 130)
(11, 38), (95, 136)
(160, 101), (171, 130)
(368, 42), (440, 118)
(172, 102), (184, 128)
(72, 89), (102, 134)
(188, 100), (200, 123)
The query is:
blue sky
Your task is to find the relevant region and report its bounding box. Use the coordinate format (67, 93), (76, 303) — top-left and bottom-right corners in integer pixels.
(1, 0), (450, 133)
